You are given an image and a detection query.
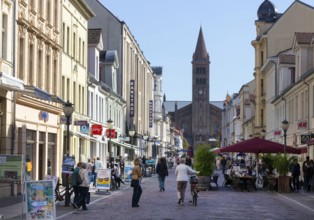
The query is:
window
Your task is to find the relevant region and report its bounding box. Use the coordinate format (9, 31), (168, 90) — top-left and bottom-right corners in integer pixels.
(38, 49), (42, 87)
(28, 44), (34, 85)
(82, 41), (85, 66)
(66, 27), (69, 53)
(79, 37), (81, 63)
(290, 67), (295, 84)
(2, 14), (8, 59)
(196, 67), (205, 74)
(261, 79), (264, 95)
(66, 78), (70, 101)
(18, 38), (24, 80)
(62, 76), (65, 99)
(62, 23), (65, 47)
(47, 0), (51, 24)
(39, 0), (43, 16)
(53, 59), (57, 94)
(46, 54), (50, 91)
(73, 32), (76, 58)
(54, 0), (58, 27)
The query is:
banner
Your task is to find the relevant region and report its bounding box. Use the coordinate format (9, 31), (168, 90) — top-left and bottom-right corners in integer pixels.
(130, 80), (135, 117)
(25, 180), (56, 220)
(124, 161), (134, 181)
(0, 154), (22, 183)
(62, 155), (75, 174)
(96, 169), (111, 190)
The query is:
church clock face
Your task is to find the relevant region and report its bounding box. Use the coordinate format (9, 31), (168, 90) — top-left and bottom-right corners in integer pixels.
(199, 89), (203, 95)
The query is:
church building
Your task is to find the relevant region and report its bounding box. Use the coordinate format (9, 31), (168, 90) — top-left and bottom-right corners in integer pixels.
(164, 27), (223, 153)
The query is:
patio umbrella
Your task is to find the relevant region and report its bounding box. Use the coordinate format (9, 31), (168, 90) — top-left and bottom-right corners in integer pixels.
(219, 137), (302, 154)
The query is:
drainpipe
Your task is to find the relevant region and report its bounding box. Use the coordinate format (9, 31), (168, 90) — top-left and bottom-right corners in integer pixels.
(11, 0), (16, 154)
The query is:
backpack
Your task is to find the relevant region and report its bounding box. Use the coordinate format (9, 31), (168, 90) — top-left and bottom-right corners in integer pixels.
(76, 170), (83, 185)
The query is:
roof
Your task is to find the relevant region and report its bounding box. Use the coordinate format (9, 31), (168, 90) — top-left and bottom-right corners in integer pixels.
(152, 66), (162, 75)
(279, 54), (295, 65)
(164, 101), (223, 113)
(257, 0), (280, 22)
(88, 29), (102, 44)
(295, 32), (314, 44)
(193, 27), (208, 61)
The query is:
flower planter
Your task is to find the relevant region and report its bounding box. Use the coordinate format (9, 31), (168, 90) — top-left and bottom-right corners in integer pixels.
(277, 176), (290, 193)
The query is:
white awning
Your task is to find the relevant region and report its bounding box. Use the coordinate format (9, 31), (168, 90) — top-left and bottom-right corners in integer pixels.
(111, 139), (138, 150)
(70, 130), (105, 144)
(0, 72), (24, 92)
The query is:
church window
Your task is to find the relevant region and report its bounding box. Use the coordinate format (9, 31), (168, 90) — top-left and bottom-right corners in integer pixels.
(196, 67), (205, 74)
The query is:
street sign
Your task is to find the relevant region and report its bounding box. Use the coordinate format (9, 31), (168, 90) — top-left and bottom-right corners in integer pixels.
(301, 134), (314, 144)
(74, 120), (88, 126)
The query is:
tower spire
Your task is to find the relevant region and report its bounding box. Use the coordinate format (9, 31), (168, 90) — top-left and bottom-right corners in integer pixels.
(193, 26), (208, 61)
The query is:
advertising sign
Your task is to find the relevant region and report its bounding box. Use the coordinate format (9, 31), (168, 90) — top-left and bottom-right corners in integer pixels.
(25, 180), (56, 220)
(80, 124), (90, 134)
(149, 100), (153, 128)
(61, 155), (75, 174)
(124, 161), (134, 181)
(96, 169), (111, 190)
(0, 154), (22, 183)
(106, 129), (116, 138)
(91, 124), (103, 135)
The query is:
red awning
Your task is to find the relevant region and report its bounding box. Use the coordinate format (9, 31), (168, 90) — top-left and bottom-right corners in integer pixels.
(220, 137), (302, 154)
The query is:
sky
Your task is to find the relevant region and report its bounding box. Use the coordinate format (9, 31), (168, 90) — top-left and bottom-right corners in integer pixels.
(100, 0), (313, 102)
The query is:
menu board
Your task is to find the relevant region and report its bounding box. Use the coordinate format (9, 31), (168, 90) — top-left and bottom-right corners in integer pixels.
(25, 180), (56, 220)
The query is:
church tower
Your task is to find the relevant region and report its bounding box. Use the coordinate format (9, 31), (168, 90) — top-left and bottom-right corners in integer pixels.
(191, 27), (210, 148)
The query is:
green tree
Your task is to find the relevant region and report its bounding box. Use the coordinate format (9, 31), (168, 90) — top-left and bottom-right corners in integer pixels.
(193, 143), (215, 176)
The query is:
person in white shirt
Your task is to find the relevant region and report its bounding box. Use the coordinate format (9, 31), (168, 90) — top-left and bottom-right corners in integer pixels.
(94, 157), (103, 186)
(175, 158), (199, 205)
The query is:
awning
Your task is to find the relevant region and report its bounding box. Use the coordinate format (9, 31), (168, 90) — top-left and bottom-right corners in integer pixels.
(111, 139), (138, 150)
(24, 85), (66, 104)
(70, 130), (105, 144)
(0, 72), (24, 92)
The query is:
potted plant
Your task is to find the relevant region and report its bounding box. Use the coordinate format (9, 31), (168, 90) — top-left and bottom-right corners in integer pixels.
(193, 143), (216, 190)
(273, 154), (290, 193)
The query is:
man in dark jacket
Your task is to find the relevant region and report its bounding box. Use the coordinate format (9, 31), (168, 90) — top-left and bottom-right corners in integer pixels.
(156, 157), (168, 191)
(303, 156), (311, 191)
(292, 160), (300, 191)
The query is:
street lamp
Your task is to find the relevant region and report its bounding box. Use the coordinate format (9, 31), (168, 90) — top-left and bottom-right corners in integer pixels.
(63, 100), (74, 207)
(107, 119), (113, 166)
(281, 119), (289, 155)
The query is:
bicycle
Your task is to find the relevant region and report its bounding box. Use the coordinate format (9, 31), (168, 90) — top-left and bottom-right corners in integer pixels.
(190, 175), (198, 206)
(55, 181), (74, 206)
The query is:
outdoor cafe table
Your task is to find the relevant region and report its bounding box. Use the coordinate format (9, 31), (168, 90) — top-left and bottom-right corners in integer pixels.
(238, 175), (257, 191)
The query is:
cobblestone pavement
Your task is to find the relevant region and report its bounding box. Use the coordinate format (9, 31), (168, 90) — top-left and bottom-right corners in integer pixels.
(55, 168), (314, 220)
(2, 168), (314, 220)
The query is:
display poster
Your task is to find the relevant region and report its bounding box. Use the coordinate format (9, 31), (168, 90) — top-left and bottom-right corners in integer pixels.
(124, 161), (134, 181)
(25, 180), (56, 220)
(0, 154), (22, 183)
(61, 155), (75, 173)
(96, 169), (111, 190)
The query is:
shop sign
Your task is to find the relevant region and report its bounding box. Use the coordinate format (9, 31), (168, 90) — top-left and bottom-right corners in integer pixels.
(274, 130), (281, 136)
(74, 120), (88, 126)
(106, 129), (116, 138)
(91, 124), (103, 135)
(298, 120), (307, 130)
(80, 124), (90, 134)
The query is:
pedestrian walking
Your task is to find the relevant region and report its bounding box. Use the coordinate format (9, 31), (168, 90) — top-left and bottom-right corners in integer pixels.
(86, 159), (94, 185)
(221, 157), (227, 174)
(94, 157), (103, 186)
(175, 158), (199, 205)
(70, 162), (82, 207)
(131, 158), (142, 208)
(156, 157), (168, 191)
(185, 155), (192, 167)
(292, 159), (300, 191)
(74, 163), (90, 210)
(302, 156), (311, 191)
